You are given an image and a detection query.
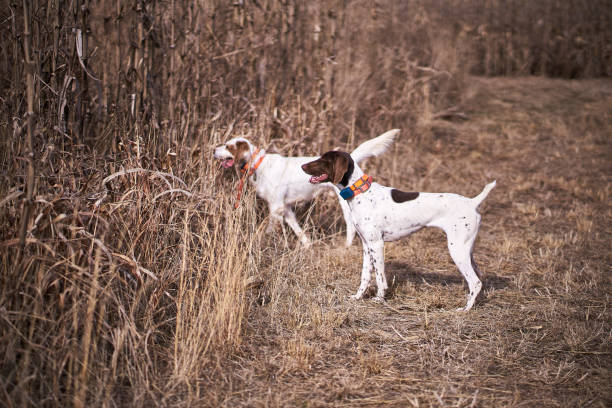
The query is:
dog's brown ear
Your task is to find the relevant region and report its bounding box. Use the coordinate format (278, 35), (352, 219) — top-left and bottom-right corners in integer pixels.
(234, 141), (252, 163)
(332, 152), (350, 184)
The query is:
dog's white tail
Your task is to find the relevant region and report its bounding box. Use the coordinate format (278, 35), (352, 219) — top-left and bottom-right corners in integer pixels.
(350, 129), (400, 164)
(472, 180), (497, 208)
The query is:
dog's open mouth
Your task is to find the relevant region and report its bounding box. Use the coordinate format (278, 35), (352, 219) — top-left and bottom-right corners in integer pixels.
(309, 174), (328, 184)
(220, 158), (234, 168)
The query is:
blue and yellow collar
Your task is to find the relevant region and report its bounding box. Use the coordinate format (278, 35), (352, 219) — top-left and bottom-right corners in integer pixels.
(340, 174), (373, 200)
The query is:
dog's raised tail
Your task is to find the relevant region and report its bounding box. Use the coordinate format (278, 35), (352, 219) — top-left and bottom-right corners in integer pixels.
(350, 129), (400, 164)
(472, 180), (496, 208)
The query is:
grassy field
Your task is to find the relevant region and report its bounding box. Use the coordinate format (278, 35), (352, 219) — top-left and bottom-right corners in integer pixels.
(4, 75), (610, 407)
(204, 76), (610, 407)
(1, 1), (611, 406)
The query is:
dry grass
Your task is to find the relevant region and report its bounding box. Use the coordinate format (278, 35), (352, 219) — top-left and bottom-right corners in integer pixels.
(204, 76), (611, 407)
(2, 76), (610, 407)
(1, 0), (611, 406)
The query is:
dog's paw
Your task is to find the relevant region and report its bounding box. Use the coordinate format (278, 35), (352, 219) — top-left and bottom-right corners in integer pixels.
(349, 294), (363, 301)
(372, 296), (386, 304)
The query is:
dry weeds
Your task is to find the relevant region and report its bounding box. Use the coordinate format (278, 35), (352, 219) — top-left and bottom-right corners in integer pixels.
(208, 77), (611, 407)
(1, 1), (611, 406)
(3, 76), (610, 407)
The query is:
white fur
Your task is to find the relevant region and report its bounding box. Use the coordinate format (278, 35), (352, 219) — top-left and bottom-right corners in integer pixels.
(304, 153), (495, 310)
(351, 129), (399, 163)
(213, 130), (399, 247)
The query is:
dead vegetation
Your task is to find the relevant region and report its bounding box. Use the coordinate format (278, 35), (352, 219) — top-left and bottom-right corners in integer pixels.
(1, 1), (611, 407)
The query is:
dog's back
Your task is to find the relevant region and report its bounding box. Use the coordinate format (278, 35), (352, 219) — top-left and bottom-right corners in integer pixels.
(253, 154), (334, 206)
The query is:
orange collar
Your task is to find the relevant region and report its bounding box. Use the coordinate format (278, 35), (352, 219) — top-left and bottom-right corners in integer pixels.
(235, 148), (265, 209)
(240, 148), (265, 176)
(339, 174), (373, 200)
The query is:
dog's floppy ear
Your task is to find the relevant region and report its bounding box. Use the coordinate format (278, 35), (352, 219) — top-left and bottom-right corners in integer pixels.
(332, 152), (350, 184)
(235, 140), (250, 158)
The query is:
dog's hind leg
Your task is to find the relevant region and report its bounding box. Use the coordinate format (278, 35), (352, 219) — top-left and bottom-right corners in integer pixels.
(471, 254), (483, 280)
(445, 224), (482, 311)
(470, 214), (484, 280)
(267, 205), (284, 234)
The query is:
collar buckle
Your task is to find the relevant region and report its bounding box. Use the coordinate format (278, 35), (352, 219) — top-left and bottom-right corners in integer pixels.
(340, 174), (373, 200)
(240, 148), (265, 176)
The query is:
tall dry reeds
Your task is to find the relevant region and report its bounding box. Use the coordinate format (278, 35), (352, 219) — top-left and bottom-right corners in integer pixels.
(0, 133), (264, 405)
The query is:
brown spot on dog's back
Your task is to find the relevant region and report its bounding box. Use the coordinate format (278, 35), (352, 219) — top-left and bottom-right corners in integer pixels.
(391, 189), (419, 203)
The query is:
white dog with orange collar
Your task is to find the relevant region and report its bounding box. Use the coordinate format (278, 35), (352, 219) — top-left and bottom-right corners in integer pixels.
(302, 150), (496, 310)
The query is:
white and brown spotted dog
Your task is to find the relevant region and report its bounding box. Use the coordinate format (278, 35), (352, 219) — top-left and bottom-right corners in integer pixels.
(213, 130), (399, 247)
(302, 150), (495, 310)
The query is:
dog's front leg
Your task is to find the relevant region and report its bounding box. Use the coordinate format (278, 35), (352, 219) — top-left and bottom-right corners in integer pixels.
(282, 206), (311, 247)
(338, 199), (356, 248)
(350, 242), (373, 300)
(370, 240), (387, 302)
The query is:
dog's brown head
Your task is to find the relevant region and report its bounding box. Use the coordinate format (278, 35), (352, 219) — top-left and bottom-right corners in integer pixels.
(213, 137), (253, 169)
(302, 151), (354, 186)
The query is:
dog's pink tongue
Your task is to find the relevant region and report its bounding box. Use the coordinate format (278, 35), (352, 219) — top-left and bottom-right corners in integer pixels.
(221, 159), (234, 168)
(309, 174), (328, 184)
